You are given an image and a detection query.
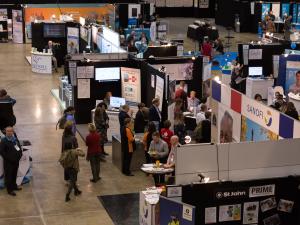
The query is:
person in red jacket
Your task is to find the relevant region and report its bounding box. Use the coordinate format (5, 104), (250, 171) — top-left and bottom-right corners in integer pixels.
(201, 38), (212, 59)
(85, 123), (102, 183)
(160, 120), (174, 150)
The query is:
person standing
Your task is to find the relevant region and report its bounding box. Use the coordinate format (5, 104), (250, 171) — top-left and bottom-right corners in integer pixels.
(0, 127), (22, 196)
(86, 123), (102, 183)
(187, 91), (200, 113)
(61, 122), (78, 182)
(103, 92), (112, 107)
(121, 118), (135, 176)
(0, 89), (16, 105)
(118, 104), (131, 134)
(160, 120), (174, 150)
(134, 103), (147, 133)
(94, 103), (109, 156)
(201, 38), (212, 59)
(65, 106), (77, 136)
(175, 81), (188, 111)
(284, 15), (292, 41)
(149, 98), (162, 130)
(174, 113), (186, 145)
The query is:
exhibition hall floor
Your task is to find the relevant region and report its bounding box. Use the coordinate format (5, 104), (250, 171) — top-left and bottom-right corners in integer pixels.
(0, 18), (258, 225)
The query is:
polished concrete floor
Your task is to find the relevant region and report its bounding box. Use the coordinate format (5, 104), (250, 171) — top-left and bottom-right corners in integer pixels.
(0, 18), (258, 225)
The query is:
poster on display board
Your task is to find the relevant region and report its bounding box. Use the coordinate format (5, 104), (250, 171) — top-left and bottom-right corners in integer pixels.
(0, 9), (7, 21)
(202, 56), (211, 81)
(121, 67), (141, 103)
(240, 116), (278, 142)
(160, 196), (195, 225)
(77, 79), (90, 99)
(241, 95), (280, 135)
(152, 63), (193, 81)
(155, 76), (164, 111)
(12, 10), (23, 44)
(199, 0), (209, 9)
(218, 103), (241, 143)
(261, 3), (271, 20)
(168, 79), (176, 104)
(67, 27), (79, 54)
(285, 61), (300, 94)
(77, 66), (94, 79)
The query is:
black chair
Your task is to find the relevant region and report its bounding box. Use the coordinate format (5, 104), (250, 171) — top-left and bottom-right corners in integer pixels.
(0, 102), (16, 130)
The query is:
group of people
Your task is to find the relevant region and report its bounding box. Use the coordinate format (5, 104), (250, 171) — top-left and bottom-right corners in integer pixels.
(254, 92), (299, 120)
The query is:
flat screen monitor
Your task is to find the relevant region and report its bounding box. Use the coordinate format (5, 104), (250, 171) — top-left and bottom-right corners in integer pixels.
(95, 67), (120, 82)
(43, 24), (65, 38)
(110, 96), (126, 108)
(248, 67), (263, 76)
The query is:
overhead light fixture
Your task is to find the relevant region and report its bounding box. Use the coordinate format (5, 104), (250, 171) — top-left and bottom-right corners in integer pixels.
(214, 76), (220, 83)
(192, 56), (195, 60)
(284, 53), (289, 57)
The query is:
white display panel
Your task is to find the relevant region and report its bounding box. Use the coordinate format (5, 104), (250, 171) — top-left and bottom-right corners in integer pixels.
(249, 67), (263, 76)
(110, 96), (126, 108)
(95, 67), (120, 81)
(102, 26), (120, 47)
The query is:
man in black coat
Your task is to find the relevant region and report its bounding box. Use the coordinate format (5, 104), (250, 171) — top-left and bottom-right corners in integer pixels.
(134, 103), (147, 133)
(118, 105), (131, 134)
(149, 98), (162, 130)
(0, 127), (22, 196)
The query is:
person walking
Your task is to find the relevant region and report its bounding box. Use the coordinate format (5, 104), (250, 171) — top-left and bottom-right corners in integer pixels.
(86, 123), (102, 183)
(0, 127), (22, 196)
(62, 144), (85, 202)
(121, 118), (135, 176)
(61, 122), (78, 182)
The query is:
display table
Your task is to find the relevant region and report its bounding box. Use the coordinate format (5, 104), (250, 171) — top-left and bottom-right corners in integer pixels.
(91, 109), (120, 142)
(288, 93), (300, 114)
(246, 78), (274, 100)
(141, 163), (174, 175)
(112, 134), (145, 172)
(31, 51), (52, 74)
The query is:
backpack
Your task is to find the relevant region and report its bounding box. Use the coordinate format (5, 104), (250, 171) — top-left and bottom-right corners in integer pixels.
(56, 114), (67, 130)
(58, 150), (75, 169)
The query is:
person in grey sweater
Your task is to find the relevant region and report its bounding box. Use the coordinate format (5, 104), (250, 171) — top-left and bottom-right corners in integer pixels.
(149, 131), (169, 163)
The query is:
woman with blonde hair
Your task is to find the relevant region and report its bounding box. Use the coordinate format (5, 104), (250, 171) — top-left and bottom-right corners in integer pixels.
(85, 123), (102, 182)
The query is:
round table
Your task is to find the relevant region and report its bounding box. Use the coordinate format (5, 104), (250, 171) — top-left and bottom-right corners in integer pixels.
(141, 164), (174, 186)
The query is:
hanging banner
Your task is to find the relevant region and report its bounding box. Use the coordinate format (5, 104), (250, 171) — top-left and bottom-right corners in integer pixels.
(12, 10), (23, 44)
(67, 27), (79, 54)
(199, 0), (209, 9)
(262, 3), (271, 20)
(155, 75), (164, 111)
(121, 67), (141, 103)
(241, 95), (280, 134)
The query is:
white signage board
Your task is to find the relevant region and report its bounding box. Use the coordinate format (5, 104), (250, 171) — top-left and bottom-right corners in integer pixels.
(77, 78), (90, 99)
(155, 76), (164, 111)
(31, 53), (52, 74)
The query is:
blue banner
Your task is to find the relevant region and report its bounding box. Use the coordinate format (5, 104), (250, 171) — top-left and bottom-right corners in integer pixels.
(297, 4), (300, 24)
(282, 3), (290, 19)
(160, 196), (195, 225)
(293, 4), (297, 23)
(262, 3), (271, 20)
